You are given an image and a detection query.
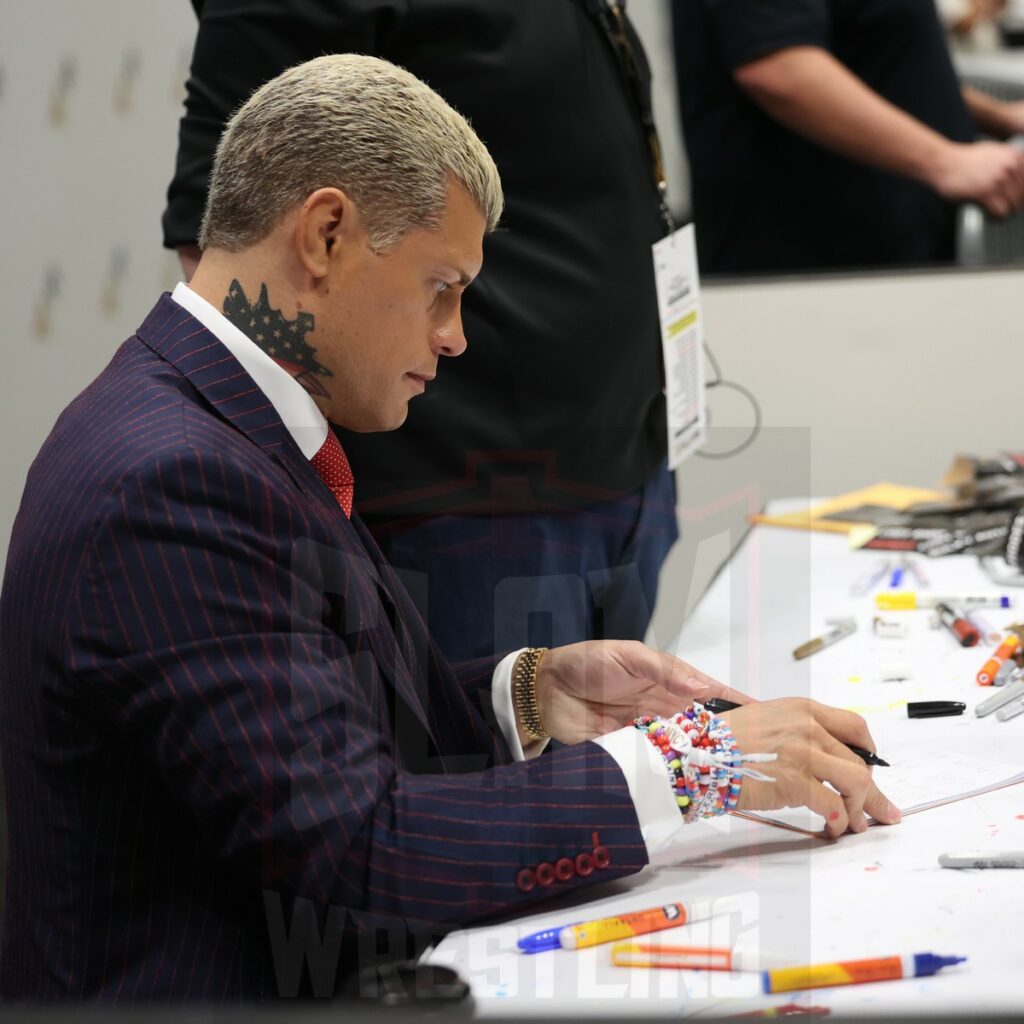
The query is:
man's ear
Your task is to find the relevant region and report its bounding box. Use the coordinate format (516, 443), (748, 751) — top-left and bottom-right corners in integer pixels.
(295, 187), (364, 280)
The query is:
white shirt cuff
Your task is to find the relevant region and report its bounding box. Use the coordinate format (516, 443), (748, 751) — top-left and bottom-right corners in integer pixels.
(593, 727), (690, 867)
(492, 649), (550, 761)
(492, 656), (692, 866)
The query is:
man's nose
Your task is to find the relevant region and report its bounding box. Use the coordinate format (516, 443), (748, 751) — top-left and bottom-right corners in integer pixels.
(432, 306), (468, 358)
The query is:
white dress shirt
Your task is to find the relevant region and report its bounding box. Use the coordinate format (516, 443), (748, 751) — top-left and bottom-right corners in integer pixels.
(171, 282), (687, 864)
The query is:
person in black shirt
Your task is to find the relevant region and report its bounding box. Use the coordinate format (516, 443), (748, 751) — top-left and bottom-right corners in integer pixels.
(674, 0), (1024, 275)
(163, 0), (678, 664)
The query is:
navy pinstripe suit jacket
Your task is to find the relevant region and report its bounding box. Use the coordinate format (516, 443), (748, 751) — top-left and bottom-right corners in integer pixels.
(0, 295), (647, 1002)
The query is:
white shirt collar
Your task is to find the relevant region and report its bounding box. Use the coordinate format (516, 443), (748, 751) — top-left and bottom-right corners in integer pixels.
(170, 281), (329, 460)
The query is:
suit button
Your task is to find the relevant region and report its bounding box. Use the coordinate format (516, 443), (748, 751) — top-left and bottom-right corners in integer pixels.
(593, 844), (611, 870)
(555, 857), (575, 881)
(574, 852), (595, 877)
(535, 862), (555, 887)
(516, 868), (536, 893)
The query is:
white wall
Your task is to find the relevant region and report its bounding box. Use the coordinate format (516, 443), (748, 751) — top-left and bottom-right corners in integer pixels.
(0, 1), (196, 571)
(623, 0), (692, 220)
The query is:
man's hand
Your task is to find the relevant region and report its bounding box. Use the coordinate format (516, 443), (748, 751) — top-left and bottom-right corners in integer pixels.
(929, 141), (1024, 218)
(724, 698), (902, 839)
(528, 640), (749, 746)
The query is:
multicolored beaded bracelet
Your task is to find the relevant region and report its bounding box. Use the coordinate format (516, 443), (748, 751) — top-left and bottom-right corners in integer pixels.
(634, 704), (777, 823)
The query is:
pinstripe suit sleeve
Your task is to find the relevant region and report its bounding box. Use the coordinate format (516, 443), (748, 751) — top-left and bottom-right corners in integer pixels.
(63, 444), (648, 933)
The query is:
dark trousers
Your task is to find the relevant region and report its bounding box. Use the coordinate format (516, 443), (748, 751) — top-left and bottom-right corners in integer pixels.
(378, 463), (679, 664)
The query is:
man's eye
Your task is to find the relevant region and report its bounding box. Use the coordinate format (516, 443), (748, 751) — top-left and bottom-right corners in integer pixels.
(434, 281), (451, 295)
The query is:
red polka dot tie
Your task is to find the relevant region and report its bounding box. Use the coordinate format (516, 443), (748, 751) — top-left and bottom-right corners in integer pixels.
(310, 430), (354, 519)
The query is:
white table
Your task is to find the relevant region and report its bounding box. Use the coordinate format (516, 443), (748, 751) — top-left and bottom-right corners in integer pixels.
(429, 514), (1024, 1018)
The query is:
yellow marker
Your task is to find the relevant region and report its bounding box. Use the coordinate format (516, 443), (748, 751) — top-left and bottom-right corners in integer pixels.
(876, 592), (1013, 612)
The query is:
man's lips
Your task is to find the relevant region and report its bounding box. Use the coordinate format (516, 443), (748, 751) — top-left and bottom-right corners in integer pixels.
(406, 371), (435, 393)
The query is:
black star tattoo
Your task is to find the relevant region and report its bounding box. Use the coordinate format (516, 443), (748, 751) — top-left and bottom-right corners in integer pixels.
(222, 280), (332, 399)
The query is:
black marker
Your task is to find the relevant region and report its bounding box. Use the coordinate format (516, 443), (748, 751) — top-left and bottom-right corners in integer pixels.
(703, 698), (890, 767)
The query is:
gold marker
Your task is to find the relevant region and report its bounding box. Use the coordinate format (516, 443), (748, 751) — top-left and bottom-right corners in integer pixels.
(793, 617), (856, 660)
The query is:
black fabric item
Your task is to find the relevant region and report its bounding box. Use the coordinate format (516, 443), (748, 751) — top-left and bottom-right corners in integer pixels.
(162, 0), (668, 523)
(673, 0), (975, 275)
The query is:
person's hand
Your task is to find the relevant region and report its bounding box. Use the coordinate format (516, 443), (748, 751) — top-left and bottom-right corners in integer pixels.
(723, 698), (902, 839)
(996, 100), (1024, 139)
(530, 640), (750, 746)
(930, 141), (1024, 218)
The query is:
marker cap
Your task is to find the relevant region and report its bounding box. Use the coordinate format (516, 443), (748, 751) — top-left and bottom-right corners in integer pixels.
(912, 953), (966, 977)
(517, 926), (568, 954)
(907, 701), (966, 718)
(876, 593), (916, 611)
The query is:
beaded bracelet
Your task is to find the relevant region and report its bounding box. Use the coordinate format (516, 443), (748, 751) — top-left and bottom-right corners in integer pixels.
(634, 704), (777, 823)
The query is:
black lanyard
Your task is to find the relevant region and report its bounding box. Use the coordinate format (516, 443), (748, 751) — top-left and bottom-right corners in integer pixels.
(579, 0), (676, 234)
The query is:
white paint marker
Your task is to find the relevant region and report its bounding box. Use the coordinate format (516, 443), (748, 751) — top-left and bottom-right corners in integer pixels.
(939, 851), (1024, 869)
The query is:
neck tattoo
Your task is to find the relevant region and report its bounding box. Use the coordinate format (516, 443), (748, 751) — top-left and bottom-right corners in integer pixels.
(222, 279), (332, 399)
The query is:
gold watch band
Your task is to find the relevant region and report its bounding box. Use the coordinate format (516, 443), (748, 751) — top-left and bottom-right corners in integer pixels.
(512, 647), (549, 742)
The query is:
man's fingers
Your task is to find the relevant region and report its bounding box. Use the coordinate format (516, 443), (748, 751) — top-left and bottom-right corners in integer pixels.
(810, 701), (876, 752)
(812, 735), (902, 830)
(811, 749), (871, 834)
(802, 778), (848, 840)
(863, 778), (902, 826)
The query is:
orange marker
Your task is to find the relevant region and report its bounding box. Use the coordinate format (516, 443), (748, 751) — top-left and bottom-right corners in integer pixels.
(977, 635), (1020, 686)
(612, 941), (759, 971)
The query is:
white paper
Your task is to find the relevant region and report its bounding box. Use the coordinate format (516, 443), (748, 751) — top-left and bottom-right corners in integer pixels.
(742, 740), (1024, 835)
(653, 225), (706, 469)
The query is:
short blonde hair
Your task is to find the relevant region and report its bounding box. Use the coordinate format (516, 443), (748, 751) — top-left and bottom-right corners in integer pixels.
(199, 54), (503, 253)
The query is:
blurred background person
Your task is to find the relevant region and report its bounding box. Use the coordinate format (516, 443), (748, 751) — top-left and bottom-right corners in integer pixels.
(674, 0), (1024, 276)
(164, 0), (680, 666)
(937, 0), (1006, 51)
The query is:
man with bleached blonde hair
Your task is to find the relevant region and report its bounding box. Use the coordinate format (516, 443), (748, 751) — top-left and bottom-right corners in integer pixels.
(165, 0), (685, 671)
(200, 54), (503, 255)
(1, 53), (897, 1002)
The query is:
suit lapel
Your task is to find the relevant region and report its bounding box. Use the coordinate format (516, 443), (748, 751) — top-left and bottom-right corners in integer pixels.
(135, 295), (435, 739)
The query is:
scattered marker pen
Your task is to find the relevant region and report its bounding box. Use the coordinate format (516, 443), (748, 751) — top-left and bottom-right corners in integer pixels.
(873, 616), (908, 639)
(611, 942), (763, 972)
(995, 696), (1024, 721)
(850, 558), (890, 597)
(974, 680), (1024, 718)
(518, 902), (700, 953)
(977, 635), (1020, 686)
(993, 660), (1020, 687)
(966, 612), (1001, 646)
(876, 592), (1013, 612)
(760, 953), (966, 994)
(905, 558), (930, 588)
(934, 602), (979, 647)
(793, 618), (856, 660)
(939, 851), (1024, 869)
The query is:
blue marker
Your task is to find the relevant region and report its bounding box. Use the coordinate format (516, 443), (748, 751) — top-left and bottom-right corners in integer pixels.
(889, 565), (904, 589)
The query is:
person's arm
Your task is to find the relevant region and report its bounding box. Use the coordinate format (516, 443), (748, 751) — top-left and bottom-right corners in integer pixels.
(962, 84), (1024, 140)
(733, 45), (1024, 217)
(65, 447), (650, 935)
